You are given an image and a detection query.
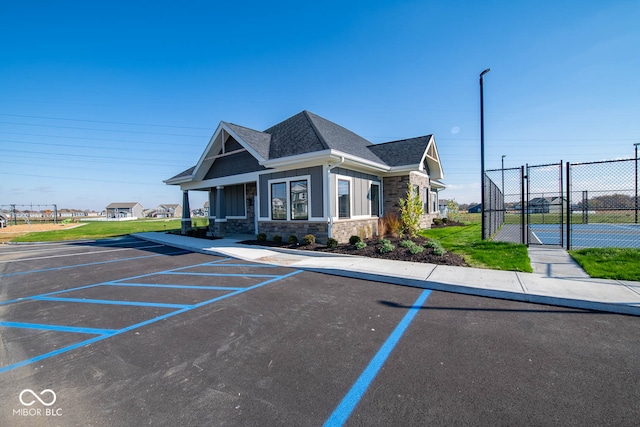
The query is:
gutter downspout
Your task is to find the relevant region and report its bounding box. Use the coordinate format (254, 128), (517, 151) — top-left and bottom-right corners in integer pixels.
(327, 156), (345, 239)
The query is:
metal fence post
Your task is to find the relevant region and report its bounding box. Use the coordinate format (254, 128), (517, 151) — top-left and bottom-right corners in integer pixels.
(566, 162), (571, 250)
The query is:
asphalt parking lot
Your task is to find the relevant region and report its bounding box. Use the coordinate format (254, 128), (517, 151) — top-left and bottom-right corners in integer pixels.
(1, 237), (639, 426)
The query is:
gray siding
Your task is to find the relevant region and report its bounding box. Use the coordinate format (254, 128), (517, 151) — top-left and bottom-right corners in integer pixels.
(259, 166), (323, 218)
(225, 184), (245, 217)
(204, 151), (266, 180)
(331, 167), (381, 217)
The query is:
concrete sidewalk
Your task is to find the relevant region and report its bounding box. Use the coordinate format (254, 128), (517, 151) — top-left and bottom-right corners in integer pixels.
(134, 232), (640, 316)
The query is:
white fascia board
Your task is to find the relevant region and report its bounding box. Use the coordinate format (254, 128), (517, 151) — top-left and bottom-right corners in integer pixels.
(261, 149), (334, 169)
(431, 180), (446, 189)
(179, 171), (262, 191)
(220, 122), (268, 163)
(164, 175), (193, 185)
(383, 165), (422, 176)
(191, 123), (224, 182)
(263, 149), (389, 173)
(421, 136), (444, 180)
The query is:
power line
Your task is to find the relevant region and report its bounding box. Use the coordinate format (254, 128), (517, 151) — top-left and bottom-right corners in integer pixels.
(0, 113), (212, 130)
(0, 131), (204, 146)
(0, 121), (208, 138)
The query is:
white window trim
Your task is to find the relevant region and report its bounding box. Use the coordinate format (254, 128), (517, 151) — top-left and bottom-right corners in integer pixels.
(267, 175), (312, 221)
(336, 176), (352, 220)
(370, 182), (381, 217)
(430, 189), (438, 214)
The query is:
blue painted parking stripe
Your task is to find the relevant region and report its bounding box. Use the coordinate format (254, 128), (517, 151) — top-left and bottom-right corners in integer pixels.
(104, 282), (245, 291)
(0, 250), (189, 278)
(323, 289), (432, 427)
(0, 321), (116, 335)
(30, 296), (194, 309)
(0, 269), (303, 374)
(163, 271), (279, 278)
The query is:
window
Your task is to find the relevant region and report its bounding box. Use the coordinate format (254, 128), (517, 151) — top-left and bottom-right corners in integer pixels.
(271, 182), (286, 220)
(338, 179), (350, 218)
(424, 188), (429, 212)
(431, 190), (438, 214)
(290, 180), (308, 220)
(371, 183), (380, 217)
(270, 179), (309, 220)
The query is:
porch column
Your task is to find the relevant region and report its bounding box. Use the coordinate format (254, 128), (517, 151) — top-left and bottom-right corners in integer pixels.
(207, 188), (216, 236)
(181, 190), (192, 234)
(212, 186), (226, 237)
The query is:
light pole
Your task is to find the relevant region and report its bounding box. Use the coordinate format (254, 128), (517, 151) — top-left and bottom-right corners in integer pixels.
(635, 143), (639, 224)
(501, 155), (506, 195)
(480, 68), (491, 240)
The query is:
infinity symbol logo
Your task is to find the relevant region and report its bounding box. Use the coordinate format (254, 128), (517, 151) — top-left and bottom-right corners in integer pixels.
(19, 389), (57, 407)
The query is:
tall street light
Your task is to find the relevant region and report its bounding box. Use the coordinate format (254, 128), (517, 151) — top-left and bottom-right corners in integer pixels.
(480, 68), (491, 240)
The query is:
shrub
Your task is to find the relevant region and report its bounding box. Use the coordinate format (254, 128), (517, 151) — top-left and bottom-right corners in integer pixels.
(349, 235), (361, 245)
(408, 244), (424, 255)
(287, 235), (298, 244)
(380, 238), (391, 245)
(355, 241), (367, 250)
(398, 183), (424, 238)
(382, 212), (401, 237)
(379, 241), (395, 253)
(378, 217), (388, 237)
(432, 218), (443, 226)
(399, 239), (414, 248)
(326, 238), (338, 248)
(257, 233), (267, 241)
(433, 246), (447, 256)
(446, 199), (461, 222)
(303, 234), (316, 245)
(273, 235), (282, 243)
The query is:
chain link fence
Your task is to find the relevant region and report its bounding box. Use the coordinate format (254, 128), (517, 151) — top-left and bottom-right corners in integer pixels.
(567, 158), (639, 248)
(486, 157), (639, 249)
(0, 204), (59, 227)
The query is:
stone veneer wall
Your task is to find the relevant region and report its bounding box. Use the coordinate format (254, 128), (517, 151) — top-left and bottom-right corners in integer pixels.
(259, 221), (329, 243)
(330, 218), (379, 243)
(383, 172), (440, 229)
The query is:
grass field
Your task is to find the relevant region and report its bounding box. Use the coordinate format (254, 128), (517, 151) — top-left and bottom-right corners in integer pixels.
(569, 248), (640, 281)
(9, 218), (209, 242)
(420, 223), (532, 272)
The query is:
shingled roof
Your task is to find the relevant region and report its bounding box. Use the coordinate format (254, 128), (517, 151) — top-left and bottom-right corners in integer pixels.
(166, 110), (439, 182)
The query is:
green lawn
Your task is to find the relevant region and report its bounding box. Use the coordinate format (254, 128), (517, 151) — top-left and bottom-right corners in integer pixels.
(420, 223), (532, 272)
(10, 218), (208, 242)
(569, 248), (640, 281)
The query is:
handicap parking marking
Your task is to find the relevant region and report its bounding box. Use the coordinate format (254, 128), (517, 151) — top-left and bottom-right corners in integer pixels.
(0, 255), (303, 374)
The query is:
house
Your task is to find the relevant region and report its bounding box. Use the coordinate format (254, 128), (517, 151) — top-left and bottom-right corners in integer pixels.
(164, 110), (445, 243)
(156, 204), (183, 218)
(105, 202), (144, 219)
(468, 204), (482, 214)
(528, 197), (566, 214)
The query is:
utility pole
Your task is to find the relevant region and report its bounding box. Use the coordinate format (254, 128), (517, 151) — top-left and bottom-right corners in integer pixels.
(480, 68), (491, 240)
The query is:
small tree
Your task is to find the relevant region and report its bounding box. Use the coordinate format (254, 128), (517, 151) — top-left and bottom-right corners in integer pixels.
(398, 183), (424, 238)
(446, 199), (461, 222)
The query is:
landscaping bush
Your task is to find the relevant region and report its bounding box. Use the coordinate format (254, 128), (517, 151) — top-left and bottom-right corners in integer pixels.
(303, 234), (316, 245)
(349, 235), (361, 245)
(257, 233), (267, 241)
(379, 241), (395, 253)
(408, 244), (424, 255)
(326, 238), (338, 248)
(355, 241), (367, 250)
(273, 235), (282, 243)
(399, 239), (414, 248)
(382, 212), (401, 237)
(398, 183), (424, 238)
(287, 235), (298, 244)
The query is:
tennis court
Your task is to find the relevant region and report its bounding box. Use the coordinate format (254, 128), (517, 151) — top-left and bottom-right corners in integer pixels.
(529, 223), (640, 248)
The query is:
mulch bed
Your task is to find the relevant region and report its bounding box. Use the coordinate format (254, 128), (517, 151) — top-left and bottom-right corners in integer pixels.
(240, 235), (468, 267)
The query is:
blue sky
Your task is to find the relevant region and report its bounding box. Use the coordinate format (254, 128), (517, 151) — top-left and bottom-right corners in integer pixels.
(1, 0), (639, 211)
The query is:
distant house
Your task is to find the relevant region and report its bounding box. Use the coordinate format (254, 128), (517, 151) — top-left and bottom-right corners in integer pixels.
(106, 202), (144, 219)
(468, 204), (482, 214)
(156, 204), (182, 218)
(164, 110), (445, 242)
(528, 197), (566, 214)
